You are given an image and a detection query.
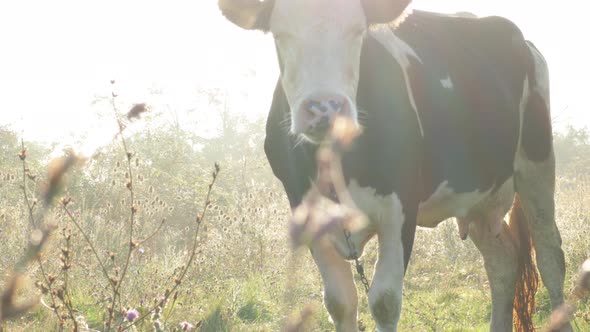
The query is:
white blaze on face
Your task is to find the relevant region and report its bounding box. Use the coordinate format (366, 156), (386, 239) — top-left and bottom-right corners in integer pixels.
(269, 0), (366, 136)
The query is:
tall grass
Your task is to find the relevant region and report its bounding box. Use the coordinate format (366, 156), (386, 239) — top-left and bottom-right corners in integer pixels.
(0, 109), (588, 331)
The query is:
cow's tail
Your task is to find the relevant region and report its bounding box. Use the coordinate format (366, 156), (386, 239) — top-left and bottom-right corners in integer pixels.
(509, 193), (539, 332)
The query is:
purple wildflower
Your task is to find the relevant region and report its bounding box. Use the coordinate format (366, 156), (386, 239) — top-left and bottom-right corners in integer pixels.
(125, 308), (139, 321)
(138, 248), (145, 254)
(179, 321), (195, 330)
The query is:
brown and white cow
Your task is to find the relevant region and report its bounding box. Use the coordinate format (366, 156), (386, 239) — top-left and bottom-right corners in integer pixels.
(219, 0), (570, 331)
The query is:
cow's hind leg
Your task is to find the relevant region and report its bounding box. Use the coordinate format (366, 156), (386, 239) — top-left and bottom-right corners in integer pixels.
(311, 239), (358, 332)
(515, 154), (571, 331)
(469, 218), (519, 332)
(515, 40), (571, 331)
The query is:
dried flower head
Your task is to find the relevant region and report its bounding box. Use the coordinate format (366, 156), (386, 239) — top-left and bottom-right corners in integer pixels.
(289, 190), (367, 249)
(127, 103), (148, 120)
(60, 197), (72, 207)
(0, 275), (39, 321)
(546, 303), (575, 332)
(330, 116), (361, 149)
(283, 304), (315, 332)
(44, 149), (84, 204)
(18, 148), (27, 161)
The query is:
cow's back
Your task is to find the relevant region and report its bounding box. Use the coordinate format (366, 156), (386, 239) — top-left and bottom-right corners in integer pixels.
(394, 11), (530, 201)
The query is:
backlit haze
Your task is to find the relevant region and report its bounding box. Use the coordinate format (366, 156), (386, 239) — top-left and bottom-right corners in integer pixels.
(0, 0), (586, 156)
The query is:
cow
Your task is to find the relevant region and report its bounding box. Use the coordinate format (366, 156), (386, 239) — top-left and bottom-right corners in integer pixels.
(218, 0), (570, 331)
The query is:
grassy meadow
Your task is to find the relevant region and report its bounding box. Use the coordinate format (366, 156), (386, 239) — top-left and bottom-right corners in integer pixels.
(0, 110), (589, 331)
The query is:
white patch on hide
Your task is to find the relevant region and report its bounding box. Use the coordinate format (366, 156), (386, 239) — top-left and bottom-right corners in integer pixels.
(327, 180), (405, 261)
(417, 181), (491, 227)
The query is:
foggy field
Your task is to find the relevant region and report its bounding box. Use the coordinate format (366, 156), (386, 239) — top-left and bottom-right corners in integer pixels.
(2, 0), (590, 331)
(0, 115), (588, 331)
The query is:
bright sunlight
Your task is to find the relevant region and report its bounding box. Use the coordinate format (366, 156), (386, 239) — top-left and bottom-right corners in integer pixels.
(0, 0), (587, 152)
(1, 2), (588, 331)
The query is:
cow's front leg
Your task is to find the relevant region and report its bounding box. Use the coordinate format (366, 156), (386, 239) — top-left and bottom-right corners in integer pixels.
(369, 196), (416, 332)
(311, 238), (358, 332)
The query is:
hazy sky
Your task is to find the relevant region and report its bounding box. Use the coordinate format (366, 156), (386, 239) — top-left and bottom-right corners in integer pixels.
(0, 0), (586, 153)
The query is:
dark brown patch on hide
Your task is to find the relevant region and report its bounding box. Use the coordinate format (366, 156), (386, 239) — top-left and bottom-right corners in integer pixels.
(522, 91), (552, 162)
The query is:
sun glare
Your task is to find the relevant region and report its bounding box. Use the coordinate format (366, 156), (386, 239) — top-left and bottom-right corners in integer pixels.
(0, 0), (587, 152)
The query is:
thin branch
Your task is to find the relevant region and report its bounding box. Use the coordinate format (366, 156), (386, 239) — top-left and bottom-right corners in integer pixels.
(136, 218), (166, 246)
(60, 230), (78, 331)
(107, 84), (139, 330)
(19, 140), (36, 228)
(120, 163), (220, 331)
(17, 140), (61, 324)
(62, 204), (113, 290)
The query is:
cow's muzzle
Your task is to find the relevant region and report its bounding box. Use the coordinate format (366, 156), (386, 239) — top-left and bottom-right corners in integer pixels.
(294, 95), (355, 142)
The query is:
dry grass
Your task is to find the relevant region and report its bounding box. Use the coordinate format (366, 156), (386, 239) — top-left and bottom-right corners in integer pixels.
(0, 115), (588, 331)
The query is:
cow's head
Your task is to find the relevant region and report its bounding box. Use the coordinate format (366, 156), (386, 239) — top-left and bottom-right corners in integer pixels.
(219, 0), (412, 143)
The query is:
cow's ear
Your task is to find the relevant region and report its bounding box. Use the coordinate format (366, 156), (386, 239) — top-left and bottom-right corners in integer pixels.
(362, 0), (412, 25)
(218, 0), (273, 31)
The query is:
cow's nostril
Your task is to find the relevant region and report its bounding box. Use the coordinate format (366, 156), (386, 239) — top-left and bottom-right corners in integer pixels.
(307, 100), (328, 113)
(329, 100), (343, 111)
(304, 107), (316, 120)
